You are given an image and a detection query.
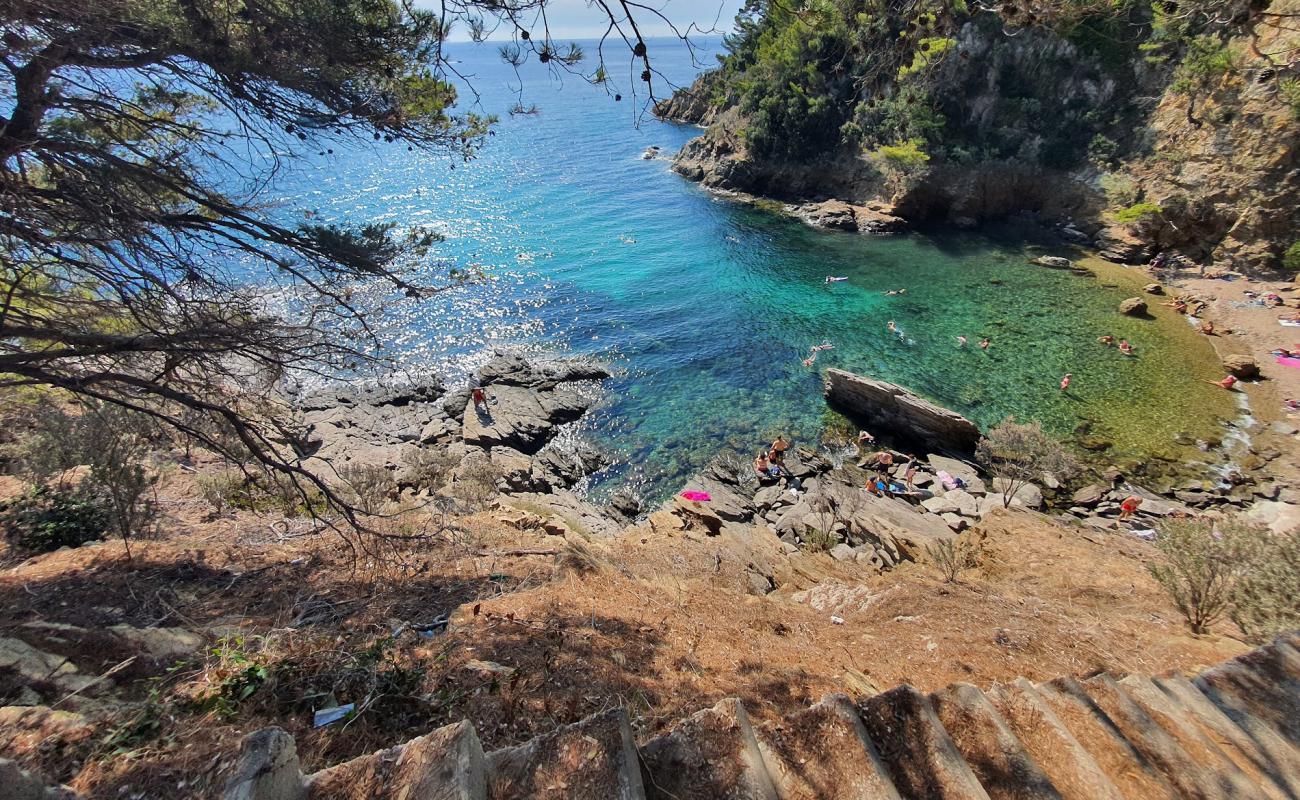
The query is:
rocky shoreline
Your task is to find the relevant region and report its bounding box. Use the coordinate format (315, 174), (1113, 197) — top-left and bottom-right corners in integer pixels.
(297, 347), (1300, 578)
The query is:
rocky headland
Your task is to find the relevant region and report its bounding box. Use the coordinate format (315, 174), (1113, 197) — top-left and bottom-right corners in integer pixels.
(657, 5), (1300, 275)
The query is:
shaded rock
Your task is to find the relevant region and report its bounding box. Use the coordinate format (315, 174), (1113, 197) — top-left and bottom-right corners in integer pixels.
(825, 369), (981, 453)
(1143, 283), (1165, 295)
(941, 513), (969, 532)
(1222, 353), (1260, 380)
(1119, 297), (1148, 316)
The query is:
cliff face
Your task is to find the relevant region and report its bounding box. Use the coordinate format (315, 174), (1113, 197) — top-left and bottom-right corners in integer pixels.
(660, 4), (1300, 274)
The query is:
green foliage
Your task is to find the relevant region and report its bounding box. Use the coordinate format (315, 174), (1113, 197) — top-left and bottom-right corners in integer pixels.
(1088, 135), (1121, 168)
(0, 487), (110, 552)
(193, 636), (271, 720)
(1280, 79), (1300, 122)
(1230, 531), (1300, 643)
(872, 138), (931, 168)
(1099, 172), (1138, 207)
(898, 37), (956, 79)
(1284, 242), (1300, 273)
(1114, 201), (1163, 223)
(1149, 516), (1265, 635)
(1170, 36), (1235, 97)
(802, 528), (837, 553)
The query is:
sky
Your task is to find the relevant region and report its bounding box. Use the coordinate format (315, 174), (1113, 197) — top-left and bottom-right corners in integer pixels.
(430, 0), (746, 42)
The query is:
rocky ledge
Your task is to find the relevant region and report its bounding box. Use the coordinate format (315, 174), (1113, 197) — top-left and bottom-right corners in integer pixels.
(296, 351), (630, 533)
(824, 369), (982, 455)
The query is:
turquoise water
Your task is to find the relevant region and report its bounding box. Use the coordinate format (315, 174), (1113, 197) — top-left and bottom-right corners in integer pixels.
(257, 39), (1233, 500)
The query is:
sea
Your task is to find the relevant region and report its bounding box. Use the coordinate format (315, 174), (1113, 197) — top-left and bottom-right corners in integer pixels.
(247, 37), (1236, 503)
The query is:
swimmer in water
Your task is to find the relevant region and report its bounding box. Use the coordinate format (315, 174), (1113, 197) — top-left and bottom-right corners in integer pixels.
(802, 355), (816, 366)
(1118, 339), (1134, 356)
(1060, 373), (1072, 391)
(887, 321), (896, 333)
(956, 335), (968, 347)
(1098, 334), (1115, 346)
(979, 337), (990, 350)
(1208, 375), (1238, 390)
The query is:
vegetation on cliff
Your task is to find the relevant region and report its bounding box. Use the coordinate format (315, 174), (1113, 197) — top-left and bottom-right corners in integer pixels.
(665, 0), (1300, 271)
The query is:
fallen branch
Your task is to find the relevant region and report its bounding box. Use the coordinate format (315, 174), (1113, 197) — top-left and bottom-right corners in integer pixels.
(473, 548), (561, 557)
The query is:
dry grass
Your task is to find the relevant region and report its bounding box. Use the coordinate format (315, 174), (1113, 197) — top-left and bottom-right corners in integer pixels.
(0, 468), (1251, 799)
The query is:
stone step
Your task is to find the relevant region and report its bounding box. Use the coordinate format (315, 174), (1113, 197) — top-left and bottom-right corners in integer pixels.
(1195, 640), (1300, 748)
(985, 679), (1125, 800)
(1156, 674), (1300, 800)
(307, 719), (486, 800)
(1033, 677), (1180, 800)
(1117, 674), (1286, 800)
(225, 727), (307, 800)
(930, 682), (1064, 800)
(1079, 673), (1266, 800)
(857, 684), (991, 800)
(639, 697), (780, 800)
(485, 708), (644, 800)
(754, 693), (902, 800)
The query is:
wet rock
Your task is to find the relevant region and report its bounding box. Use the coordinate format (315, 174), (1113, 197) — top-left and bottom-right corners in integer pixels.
(1032, 255), (1075, 269)
(825, 369), (981, 453)
(1119, 297), (1148, 316)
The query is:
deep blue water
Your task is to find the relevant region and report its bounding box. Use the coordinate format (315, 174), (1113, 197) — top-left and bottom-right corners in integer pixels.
(252, 38), (1232, 502)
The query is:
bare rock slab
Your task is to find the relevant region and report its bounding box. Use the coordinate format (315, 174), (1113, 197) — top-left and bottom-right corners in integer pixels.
(825, 370), (981, 454)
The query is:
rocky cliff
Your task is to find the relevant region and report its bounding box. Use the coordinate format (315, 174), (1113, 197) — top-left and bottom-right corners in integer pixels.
(659, 2), (1300, 274)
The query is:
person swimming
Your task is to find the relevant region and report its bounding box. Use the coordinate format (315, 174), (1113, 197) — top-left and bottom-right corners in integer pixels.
(811, 341), (834, 352)
(1060, 373), (1072, 391)
(825, 276), (849, 283)
(1098, 334), (1115, 346)
(956, 335), (968, 347)
(1209, 375), (1238, 390)
(980, 338), (990, 350)
(1118, 339), (1134, 356)
(887, 321), (896, 332)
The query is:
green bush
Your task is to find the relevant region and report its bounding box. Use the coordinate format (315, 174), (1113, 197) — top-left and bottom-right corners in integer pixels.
(0, 486), (110, 552)
(1230, 530), (1300, 643)
(1114, 201), (1163, 224)
(1149, 516), (1264, 635)
(1099, 172), (1138, 207)
(1282, 241), (1300, 273)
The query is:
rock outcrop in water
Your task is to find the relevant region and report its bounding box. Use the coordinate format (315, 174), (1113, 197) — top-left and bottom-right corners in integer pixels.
(824, 369), (981, 454)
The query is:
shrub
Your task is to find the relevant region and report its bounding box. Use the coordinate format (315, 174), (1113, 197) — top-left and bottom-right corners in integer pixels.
(8, 403), (159, 555)
(871, 138), (931, 170)
(1282, 241), (1300, 273)
(196, 471), (244, 517)
(976, 418), (1077, 509)
(1113, 202), (1163, 224)
(1099, 172), (1137, 207)
(448, 456), (501, 510)
(925, 536), (980, 583)
(340, 463), (397, 516)
(401, 447), (457, 492)
(0, 486), (110, 552)
(1149, 516), (1265, 635)
(1230, 530), (1300, 643)
(1279, 78), (1300, 122)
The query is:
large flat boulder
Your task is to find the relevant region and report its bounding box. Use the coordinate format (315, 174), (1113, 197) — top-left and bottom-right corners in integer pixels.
(824, 370), (981, 454)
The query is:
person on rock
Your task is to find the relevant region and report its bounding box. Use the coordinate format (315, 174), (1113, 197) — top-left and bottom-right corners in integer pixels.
(1209, 374), (1239, 390)
(770, 435), (790, 465)
(754, 452), (779, 480)
(903, 457), (918, 490)
(1118, 495), (1143, 522)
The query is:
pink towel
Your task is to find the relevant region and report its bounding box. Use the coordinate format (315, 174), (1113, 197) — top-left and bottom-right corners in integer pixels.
(680, 490), (712, 502)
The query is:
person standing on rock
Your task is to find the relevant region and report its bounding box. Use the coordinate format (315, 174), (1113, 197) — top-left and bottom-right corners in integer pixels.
(472, 385), (487, 408)
(903, 457), (918, 490)
(770, 435), (790, 465)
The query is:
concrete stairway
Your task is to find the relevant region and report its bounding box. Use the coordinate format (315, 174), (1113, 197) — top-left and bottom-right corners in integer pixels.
(224, 632), (1300, 800)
